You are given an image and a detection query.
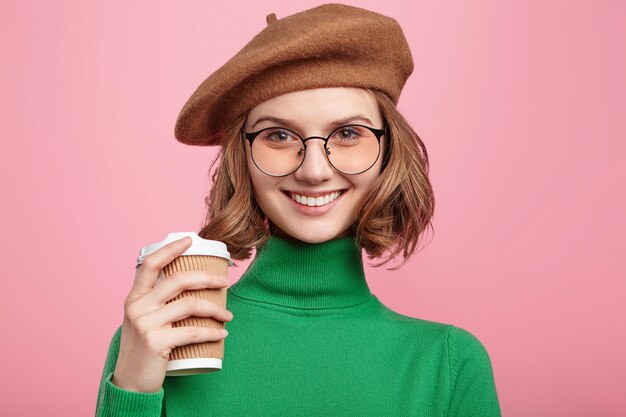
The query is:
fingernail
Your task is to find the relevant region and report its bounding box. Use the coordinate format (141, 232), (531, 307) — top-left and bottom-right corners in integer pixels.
(220, 329), (229, 336)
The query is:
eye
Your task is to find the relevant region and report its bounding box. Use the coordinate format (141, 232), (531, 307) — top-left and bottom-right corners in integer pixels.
(334, 126), (363, 141)
(261, 128), (298, 143)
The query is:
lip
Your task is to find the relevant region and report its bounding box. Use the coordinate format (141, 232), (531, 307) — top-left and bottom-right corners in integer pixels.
(282, 189), (346, 216)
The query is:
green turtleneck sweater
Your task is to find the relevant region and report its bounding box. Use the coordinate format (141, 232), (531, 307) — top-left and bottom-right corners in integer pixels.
(95, 235), (501, 416)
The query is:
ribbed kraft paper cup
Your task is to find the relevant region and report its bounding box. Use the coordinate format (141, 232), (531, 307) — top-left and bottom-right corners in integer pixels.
(136, 232), (232, 376)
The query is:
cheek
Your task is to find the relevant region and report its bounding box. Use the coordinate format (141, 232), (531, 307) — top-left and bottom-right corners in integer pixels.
(246, 162), (281, 209)
(353, 169), (381, 192)
(245, 147), (264, 193)
(244, 144), (254, 174)
(248, 172), (268, 207)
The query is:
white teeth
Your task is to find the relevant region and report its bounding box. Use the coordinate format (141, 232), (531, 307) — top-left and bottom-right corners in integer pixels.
(289, 191), (342, 207)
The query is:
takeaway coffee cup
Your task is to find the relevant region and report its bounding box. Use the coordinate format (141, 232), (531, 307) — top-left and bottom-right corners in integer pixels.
(136, 232), (233, 376)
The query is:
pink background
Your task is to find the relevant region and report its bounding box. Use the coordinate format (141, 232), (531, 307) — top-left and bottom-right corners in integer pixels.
(2, 1), (625, 415)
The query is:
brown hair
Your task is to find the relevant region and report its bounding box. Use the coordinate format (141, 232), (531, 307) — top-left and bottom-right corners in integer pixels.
(198, 88), (435, 270)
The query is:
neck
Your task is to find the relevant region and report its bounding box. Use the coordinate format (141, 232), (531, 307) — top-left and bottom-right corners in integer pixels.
(230, 233), (373, 310)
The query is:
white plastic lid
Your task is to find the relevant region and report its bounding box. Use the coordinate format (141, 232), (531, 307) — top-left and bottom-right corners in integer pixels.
(166, 358), (222, 376)
(136, 232), (233, 267)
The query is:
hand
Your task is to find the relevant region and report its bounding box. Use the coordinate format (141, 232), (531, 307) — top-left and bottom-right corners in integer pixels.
(111, 236), (233, 393)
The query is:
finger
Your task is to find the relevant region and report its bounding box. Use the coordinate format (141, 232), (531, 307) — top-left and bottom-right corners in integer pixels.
(132, 236), (192, 295)
(147, 296), (233, 329)
(149, 271), (229, 306)
(162, 326), (229, 350)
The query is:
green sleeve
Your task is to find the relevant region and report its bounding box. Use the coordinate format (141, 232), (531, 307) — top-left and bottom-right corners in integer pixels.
(446, 325), (502, 417)
(95, 325), (166, 417)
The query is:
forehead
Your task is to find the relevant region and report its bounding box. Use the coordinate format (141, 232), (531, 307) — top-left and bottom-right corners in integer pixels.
(245, 87), (381, 130)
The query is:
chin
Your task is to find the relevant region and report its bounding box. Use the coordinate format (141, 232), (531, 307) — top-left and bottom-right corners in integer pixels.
(278, 224), (351, 244)
(293, 233), (336, 244)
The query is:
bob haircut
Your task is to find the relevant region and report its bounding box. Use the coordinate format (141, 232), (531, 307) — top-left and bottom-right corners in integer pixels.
(198, 88), (435, 270)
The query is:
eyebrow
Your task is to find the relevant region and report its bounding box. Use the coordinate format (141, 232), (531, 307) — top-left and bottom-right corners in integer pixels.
(250, 115), (374, 131)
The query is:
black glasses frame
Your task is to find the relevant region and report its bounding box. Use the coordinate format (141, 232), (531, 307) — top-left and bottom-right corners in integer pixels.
(241, 123), (387, 177)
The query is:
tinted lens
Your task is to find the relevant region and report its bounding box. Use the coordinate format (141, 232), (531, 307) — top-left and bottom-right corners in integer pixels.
(250, 127), (303, 176)
(326, 125), (380, 174)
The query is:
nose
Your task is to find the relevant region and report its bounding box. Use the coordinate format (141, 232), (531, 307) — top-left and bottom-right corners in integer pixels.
(293, 138), (334, 184)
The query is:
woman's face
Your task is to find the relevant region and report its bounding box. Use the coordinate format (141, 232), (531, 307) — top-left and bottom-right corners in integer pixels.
(243, 87), (386, 243)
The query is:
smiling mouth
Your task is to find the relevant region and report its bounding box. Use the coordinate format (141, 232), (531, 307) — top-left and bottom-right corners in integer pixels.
(282, 190), (346, 207)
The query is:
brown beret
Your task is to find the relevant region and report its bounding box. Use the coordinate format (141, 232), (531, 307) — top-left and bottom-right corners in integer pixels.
(174, 3), (414, 147)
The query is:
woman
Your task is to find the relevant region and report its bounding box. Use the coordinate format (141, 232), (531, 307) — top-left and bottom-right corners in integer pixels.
(96, 4), (501, 416)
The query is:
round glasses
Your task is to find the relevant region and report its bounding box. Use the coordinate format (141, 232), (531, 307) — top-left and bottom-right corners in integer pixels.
(241, 124), (387, 177)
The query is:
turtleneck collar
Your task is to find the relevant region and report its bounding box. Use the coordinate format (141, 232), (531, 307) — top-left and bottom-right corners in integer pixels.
(229, 234), (373, 310)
